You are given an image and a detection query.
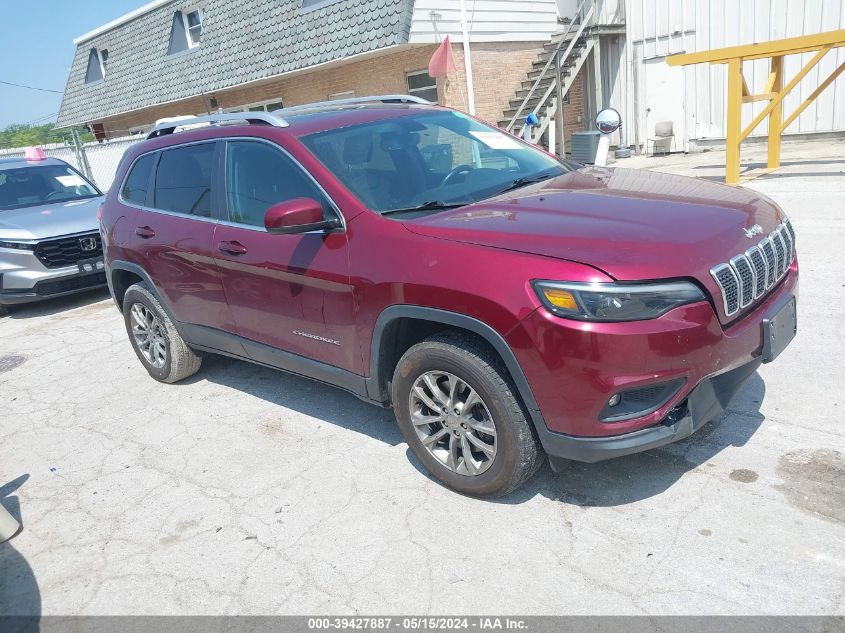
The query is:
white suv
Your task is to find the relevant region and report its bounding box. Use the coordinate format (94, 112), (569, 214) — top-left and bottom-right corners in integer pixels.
(0, 153), (105, 316)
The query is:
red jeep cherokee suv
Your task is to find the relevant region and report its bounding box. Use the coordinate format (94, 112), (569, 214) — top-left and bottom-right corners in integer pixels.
(101, 96), (797, 497)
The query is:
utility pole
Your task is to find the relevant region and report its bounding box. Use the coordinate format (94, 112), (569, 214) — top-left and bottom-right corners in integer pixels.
(555, 49), (566, 156)
(458, 0), (476, 115)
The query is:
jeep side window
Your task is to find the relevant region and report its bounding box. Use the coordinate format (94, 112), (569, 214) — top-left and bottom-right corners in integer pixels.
(225, 140), (331, 228)
(121, 153), (156, 206)
(152, 143), (214, 217)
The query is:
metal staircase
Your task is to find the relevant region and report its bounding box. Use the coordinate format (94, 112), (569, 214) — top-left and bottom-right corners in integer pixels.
(499, 0), (597, 145)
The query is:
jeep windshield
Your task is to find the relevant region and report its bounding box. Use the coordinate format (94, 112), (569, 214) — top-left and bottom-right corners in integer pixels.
(301, 110), (578, 216)
(0, 164), (101, 211)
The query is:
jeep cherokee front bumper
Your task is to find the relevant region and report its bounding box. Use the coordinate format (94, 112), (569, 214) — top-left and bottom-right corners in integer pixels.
(506, 263), (798, 465)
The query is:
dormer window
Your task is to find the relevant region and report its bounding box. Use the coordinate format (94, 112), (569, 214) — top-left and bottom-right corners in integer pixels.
(168, 9), (203, 55)
(84, 48), (107, 84)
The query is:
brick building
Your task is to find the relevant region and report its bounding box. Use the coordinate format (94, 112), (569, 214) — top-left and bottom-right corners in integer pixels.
(56, 0), (594, 153)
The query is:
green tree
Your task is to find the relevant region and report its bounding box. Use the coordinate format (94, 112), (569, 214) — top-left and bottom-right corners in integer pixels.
(0, 123), (93, 149)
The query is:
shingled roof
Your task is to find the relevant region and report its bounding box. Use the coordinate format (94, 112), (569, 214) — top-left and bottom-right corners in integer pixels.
(56, 0), (415, 127)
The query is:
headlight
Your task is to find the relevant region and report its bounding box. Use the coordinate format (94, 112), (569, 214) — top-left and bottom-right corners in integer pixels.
(533, 280), (706, 322)
(0, 240), (35, 251)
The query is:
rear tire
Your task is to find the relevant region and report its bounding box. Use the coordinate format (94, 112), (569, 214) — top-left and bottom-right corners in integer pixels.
(123, 282), (201, 383)
(0, 304), (8, 318)
(392, 332), (542, 498)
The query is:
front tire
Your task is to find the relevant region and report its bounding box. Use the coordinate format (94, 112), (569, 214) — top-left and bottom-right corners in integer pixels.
(392, 332), (542, 497)
(123, 282), (201, 383)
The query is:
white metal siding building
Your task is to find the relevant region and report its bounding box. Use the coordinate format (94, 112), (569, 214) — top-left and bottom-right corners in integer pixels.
(604, 0), (845, 151)
(409, 0), (561, 42)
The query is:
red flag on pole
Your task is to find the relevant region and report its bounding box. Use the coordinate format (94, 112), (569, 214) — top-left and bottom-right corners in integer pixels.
(428, 35), (457, 77)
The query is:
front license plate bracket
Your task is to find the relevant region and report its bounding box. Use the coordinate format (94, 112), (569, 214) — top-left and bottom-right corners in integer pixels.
(78, 257), (104, 274)
(762, 295), (797, 363)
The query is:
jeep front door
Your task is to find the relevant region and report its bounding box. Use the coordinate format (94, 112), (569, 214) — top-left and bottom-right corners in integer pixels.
(212, 139), (356, 372)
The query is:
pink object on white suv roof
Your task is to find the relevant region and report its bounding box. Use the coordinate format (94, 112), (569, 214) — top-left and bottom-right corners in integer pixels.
(24, 147), (47, 162)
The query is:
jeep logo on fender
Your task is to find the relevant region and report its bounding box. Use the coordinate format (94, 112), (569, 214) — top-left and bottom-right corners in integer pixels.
(743, 224), (764, 238)
(79, 237), (98, 251)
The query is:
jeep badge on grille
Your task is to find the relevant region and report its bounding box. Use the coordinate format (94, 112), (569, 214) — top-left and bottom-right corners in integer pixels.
(743, 224), (764, 238)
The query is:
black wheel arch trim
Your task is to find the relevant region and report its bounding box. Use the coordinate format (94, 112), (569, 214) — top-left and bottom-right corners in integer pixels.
(107, 260), (187, 338)
(107, 260), (159, 306)
(366, 305), (543, 415)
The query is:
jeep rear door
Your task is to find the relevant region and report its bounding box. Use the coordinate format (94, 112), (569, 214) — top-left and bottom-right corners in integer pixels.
(212, 139), (356, 372)
(131, 141), (233, 332)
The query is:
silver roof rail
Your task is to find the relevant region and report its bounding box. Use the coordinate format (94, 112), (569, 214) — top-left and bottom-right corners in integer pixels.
(146, 111), (289, 139)
(272, 94), (432, 116)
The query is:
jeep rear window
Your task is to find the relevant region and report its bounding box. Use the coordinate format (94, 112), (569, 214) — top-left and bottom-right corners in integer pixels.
(121, 153), (156, 206)
(0, 164), (100, 211)
(301, 110), (574, 215)
(152, 143), (214, 217)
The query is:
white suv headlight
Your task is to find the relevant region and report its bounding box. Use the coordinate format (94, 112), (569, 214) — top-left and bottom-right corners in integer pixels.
(0, 240), (35, 251)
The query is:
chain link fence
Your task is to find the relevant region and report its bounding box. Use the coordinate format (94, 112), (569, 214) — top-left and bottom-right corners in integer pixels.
(0, 133), (142, 191)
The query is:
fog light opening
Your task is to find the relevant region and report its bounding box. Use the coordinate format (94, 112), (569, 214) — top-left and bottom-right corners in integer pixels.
(598, 378), (687, 423)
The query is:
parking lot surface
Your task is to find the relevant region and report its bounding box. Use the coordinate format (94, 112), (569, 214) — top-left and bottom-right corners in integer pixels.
(1, 141), (843, 615)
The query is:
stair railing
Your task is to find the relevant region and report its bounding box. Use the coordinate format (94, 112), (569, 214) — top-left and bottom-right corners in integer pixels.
(505, 0), (596, 134)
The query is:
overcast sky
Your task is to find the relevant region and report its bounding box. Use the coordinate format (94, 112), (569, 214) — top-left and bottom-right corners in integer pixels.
(0, 0), (142, 128)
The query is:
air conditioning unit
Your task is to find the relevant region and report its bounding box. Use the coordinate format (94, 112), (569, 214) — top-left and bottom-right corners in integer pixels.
(570, 131), (602, 163)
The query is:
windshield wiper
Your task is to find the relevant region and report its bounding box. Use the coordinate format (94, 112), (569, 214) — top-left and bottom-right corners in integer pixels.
(381, 200), (467, 216)
(493, 171), (558, 196)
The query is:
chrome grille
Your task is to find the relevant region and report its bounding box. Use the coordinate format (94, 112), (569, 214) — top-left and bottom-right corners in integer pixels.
(779, 225), (793, 274)
(760, 238), (777, 287)
(730, 254), (755, 308)
(785, 218), (795, 243)
(772, 231), (785, 276)
(712, 264), (739, 314)
(710, 220), (795, 318)
(746, 247), (767, 297)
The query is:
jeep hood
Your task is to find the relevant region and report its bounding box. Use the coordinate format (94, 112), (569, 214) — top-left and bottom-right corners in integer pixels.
(403, 167), (786, 281)
(0, 196), (104, 241)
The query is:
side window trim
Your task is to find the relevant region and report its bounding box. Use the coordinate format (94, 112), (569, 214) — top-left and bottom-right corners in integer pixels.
(220, 137), (345, 233)
(143, 151), (161, 208)
(212, 139), (226, 222)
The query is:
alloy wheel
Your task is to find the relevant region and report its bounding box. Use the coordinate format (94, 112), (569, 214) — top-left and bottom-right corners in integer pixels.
(130, 303), (167, 369)
(408, 371), (497, 476)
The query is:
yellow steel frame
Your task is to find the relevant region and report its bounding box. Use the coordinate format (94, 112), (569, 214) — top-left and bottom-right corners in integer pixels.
(668, 29), (845, 184)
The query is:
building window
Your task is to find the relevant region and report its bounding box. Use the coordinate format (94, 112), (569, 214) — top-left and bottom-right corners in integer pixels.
(84, 48), (107, 84)
(168, 9), (203, 55)
(224, 99), (285, 113)
(302, 0), (343, 11)
(328, 90), (356, 101)
(407, 70), (437, 103)
(185, 10), (203, 45)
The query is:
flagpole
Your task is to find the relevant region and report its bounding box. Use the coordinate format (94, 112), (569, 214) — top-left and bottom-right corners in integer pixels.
(458, 0), (476, 116)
